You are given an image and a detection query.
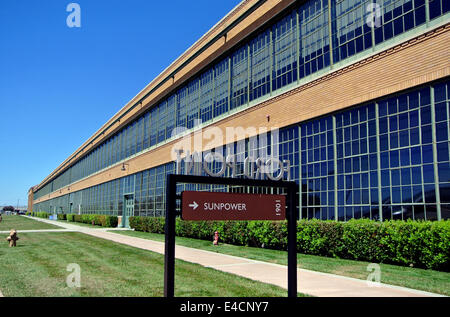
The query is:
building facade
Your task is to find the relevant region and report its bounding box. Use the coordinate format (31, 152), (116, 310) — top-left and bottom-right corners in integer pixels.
(30, 0), (450, 224)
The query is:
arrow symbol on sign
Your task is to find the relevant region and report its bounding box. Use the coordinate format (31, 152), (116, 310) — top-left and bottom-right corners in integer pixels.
(189, 201), (199, 210)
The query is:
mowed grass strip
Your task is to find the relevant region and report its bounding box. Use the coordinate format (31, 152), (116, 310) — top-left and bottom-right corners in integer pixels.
(0, 232), (300, 297)
(55, 219), (101, 228)
(0, 216), (63, 231)
(111, 230), (450, 296)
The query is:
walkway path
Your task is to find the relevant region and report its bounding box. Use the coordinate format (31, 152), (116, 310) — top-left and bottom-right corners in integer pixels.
(23, 216), (445, 297)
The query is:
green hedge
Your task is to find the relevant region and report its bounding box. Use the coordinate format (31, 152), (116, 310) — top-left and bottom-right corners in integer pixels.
(57, 214), (66, 221)
(129, 217), (450, 271)
(31, 212), (117, 228)
(65, 213), (118, 228)
(31, 211), (49, 219)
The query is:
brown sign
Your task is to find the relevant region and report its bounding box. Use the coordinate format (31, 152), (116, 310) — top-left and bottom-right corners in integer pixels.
(181, 191), (286, 221)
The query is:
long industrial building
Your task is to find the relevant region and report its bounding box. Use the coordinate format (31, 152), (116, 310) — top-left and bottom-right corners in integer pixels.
(29, 0), (450, 226)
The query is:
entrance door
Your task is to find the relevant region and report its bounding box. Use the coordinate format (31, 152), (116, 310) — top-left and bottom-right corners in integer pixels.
(123, 195), (134, 228)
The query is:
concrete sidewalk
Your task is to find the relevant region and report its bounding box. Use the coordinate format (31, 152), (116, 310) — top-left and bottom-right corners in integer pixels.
(23, 216), (446, 297)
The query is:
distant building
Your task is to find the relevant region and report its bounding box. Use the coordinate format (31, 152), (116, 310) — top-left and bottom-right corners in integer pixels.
(30, 0), (450, 226)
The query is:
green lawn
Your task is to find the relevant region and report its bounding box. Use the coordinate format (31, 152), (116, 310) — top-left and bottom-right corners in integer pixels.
(0, 215), (63, 231)
(0, 232), (304, 297)
(111, 230), (450, 296)
(54, 219), (103, 228)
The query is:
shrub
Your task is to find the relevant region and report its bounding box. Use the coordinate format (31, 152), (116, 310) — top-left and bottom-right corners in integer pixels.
(57, 214), (66, 221)
(130, 216), (165, 233)
(128, 217), (450, 271)
(31, 211), (51, 219)
(64, 213), (118, 228)
(34, 212), (49, 219)
(81, 214), (93, 224)
(100, 215), (118, 228)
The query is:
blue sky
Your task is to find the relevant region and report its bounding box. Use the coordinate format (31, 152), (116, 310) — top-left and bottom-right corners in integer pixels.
(0, 0), (241, 207)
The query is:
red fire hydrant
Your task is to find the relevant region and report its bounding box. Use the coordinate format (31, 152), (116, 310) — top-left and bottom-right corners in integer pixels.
(213, 231), (219, 246)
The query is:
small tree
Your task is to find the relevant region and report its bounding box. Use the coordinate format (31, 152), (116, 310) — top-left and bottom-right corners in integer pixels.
(2, 206), (15, 212)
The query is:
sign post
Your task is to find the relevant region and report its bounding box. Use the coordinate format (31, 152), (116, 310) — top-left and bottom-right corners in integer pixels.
(164, 174), (298, 298)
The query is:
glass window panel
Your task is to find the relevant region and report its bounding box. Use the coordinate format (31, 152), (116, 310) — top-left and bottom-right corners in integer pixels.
(214, 58), (229, 118)
(390, 150), (399, 167)
(392, 187), (401, 203)
(411, 146), (421, 165)
(421, 125), (432, 144)
(438, 162), (450, 183)
(231, 46), (248, 110)
(423, 164), (435, 183)
(401, 168), (411, 185)
(422, 144), (433, 163)
(412, 166), (422, 184)
(436, 122), (449, 142)
(440, 184), (450, 203)
(250, 30), (271, 101)
(437, 142), (449, 162)
(333, 0), (372, 63)
(400, 148), (410, 166)
(402, 186), (412, 203)
(392, 169), (400, 186)
(273, 12), (298, 91)
(299, 0), (330, 79)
